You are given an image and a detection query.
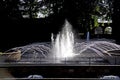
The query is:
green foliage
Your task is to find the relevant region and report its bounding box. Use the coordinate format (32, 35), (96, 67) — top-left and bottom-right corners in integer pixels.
(96, 6), (100, 12)
(19, 0), (43, 18)
(91, 15), (99, 27)
(0, 52), (3, 55)
(102, 23), (104, 26)
(18, 0), (64, 18)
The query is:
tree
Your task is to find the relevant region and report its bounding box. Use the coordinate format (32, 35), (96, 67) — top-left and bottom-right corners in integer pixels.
(61, 0), (96, 34)
(18, 0), (64, 19)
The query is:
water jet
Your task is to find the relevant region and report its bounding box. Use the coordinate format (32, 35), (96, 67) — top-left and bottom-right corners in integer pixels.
(51, 20), (75, 62)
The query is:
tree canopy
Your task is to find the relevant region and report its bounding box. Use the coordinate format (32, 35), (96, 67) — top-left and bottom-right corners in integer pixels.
(0, 0), (113, 31)
(0, 0), (118, 51)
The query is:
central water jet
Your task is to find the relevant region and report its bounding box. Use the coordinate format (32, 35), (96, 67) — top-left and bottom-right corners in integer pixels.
(51, 20), (75, 62)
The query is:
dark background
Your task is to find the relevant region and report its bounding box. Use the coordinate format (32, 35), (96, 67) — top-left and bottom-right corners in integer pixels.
(0, 0), (120, 51)
(0, 11), (66, 51)
(8, 66), (120, 78)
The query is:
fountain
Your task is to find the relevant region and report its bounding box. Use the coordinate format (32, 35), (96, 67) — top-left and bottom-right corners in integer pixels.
(3, 20), (120, 65)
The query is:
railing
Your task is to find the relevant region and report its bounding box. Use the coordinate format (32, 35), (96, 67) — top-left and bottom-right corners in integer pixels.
(0, 56), (120, 67)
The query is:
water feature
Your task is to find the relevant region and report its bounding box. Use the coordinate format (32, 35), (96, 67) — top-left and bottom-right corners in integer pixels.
(3, 20), (120, 64)
(86, 31), (90, 42)
(75, 40), (120, 57)
(51, 20), (75, 62)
